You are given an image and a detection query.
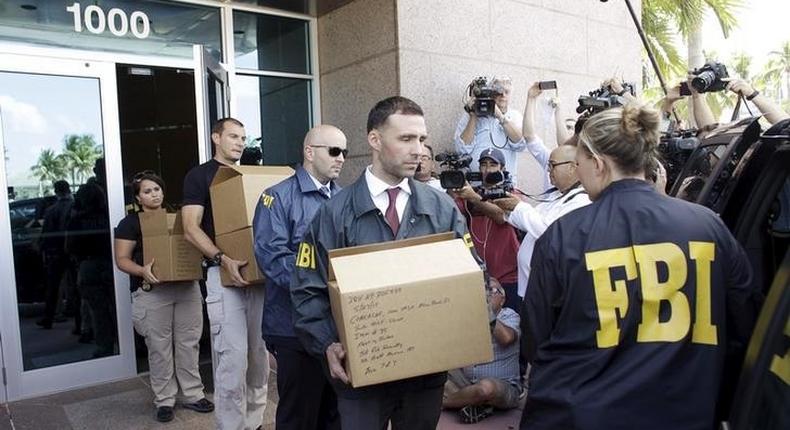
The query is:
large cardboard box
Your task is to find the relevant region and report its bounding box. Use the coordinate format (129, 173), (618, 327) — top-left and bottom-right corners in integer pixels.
(209, 165), (294, 237)
(215, 226), (263, 286)
(138, 209), (203, 282)
(327, 233), (493, 388)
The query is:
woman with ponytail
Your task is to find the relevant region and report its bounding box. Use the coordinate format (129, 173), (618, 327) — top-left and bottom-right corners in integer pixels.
(518, 103), (763, 430)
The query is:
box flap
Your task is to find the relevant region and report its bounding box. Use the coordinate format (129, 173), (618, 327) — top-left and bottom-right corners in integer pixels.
(327, 232), (454, 282)
(210, 165), (294, 186)
(138, 209), (169, 237)
(330, 238), (479, 293)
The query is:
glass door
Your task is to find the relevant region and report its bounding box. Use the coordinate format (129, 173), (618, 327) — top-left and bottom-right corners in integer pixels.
(194, 45), (230, 162)
(0, 53), (135, 400)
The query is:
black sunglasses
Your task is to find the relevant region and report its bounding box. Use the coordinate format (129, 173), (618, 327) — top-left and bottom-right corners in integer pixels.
(132, 170), (156, 182)
(311, 145), (348, 158)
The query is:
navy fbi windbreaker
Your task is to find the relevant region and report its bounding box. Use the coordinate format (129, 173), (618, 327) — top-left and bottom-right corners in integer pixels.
(290, 172), (478, 399)
(253, 166), (341, 349)
(521, 179), (762, 430)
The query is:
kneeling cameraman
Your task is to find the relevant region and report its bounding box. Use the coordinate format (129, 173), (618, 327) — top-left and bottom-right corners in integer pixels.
(443, 277), (523, 424)
(449, 148), (520, 312)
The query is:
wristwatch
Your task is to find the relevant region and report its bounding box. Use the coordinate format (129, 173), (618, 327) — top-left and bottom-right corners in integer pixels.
(211, 251), (224, 266)
(746, 90), (760, 101)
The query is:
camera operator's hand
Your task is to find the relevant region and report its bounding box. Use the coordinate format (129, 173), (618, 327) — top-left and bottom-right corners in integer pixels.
(494, 104), (507, 123)
(449, 182), (480, 202)
(661, 85), (683, 115)
(492, 193), (521, 212)
(723, 78), (756, 98)
(527, 81), (543, 99)
(465, 97), (477, 115)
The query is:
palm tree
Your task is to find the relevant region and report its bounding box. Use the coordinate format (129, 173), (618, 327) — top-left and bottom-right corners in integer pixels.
(642, 0), (742, 125)
(731, 52), (752, 80)
(643, 0), (741, 78)
(31, 148), (66, 195)
(760, 41), (790, 100)
(61, 134), (101, 185)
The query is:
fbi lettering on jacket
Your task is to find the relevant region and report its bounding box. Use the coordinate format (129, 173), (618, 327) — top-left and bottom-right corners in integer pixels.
(585, 241), (718, 348)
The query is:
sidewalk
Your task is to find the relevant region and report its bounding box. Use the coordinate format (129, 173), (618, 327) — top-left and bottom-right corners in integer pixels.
(1, 364), (522, 429)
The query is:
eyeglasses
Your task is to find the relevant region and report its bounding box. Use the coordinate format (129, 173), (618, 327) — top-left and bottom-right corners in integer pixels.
(132, 170), (156, 182)
(547, 161), (574, 170)
(485, 287), (504, 296)
(310, 145), (348, 158)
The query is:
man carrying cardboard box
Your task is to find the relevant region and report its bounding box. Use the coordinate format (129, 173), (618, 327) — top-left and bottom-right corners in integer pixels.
(252, 124), (347, 430)
(291, 97), (479, 430)
(182, 118), (269, 430)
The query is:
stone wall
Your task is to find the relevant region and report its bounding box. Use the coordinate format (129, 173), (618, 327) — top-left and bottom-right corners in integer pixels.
(319, 0), (643, 190)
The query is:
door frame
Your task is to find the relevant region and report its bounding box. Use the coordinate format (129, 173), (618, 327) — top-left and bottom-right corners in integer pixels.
(0, 52), (132, 401)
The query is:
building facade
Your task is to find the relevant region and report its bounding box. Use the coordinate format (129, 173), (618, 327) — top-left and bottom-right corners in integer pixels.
(0, 0), (641, 402)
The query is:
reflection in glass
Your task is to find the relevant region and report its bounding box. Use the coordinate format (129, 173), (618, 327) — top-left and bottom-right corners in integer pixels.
(234, 11), (310, 73)
(235, 75), (312, 166)
(0, 71), (119, 370)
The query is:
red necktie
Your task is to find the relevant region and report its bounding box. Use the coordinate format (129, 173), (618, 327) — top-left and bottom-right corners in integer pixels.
(385, 188), (400, 236)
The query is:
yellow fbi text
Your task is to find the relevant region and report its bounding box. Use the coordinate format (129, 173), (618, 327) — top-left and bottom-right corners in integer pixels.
(585, 241), (717, 348)
(260, 193), (275, 208)
(296, 242), (316, 270)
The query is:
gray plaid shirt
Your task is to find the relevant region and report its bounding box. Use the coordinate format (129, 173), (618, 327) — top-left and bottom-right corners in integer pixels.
(463, 307), (521, 386)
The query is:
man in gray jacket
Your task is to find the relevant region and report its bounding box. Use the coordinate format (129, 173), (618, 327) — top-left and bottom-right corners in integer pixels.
(291, 96), (476, 430)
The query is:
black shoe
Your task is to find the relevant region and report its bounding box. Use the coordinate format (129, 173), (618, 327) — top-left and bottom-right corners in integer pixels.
(36, 318), (53, 329)
(156, 406), (174, 423)
(183, 398), (214, 413)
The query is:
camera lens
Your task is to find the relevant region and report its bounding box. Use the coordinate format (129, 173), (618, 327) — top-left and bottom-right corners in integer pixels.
(691, 71), (715, 92)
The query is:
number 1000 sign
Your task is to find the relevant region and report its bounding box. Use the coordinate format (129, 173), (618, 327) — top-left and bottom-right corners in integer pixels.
(66, 2), (150, 39)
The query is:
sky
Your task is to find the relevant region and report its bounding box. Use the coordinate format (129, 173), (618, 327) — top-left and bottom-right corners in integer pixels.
(701, 0), (790, 72)
(0, 72), (104, 188)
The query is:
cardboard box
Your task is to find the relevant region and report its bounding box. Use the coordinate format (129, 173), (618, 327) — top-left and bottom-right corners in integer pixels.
(327, 233), (493, 388)
(215, 226), (264, 286)
(138, 209), (203, 282)
(209, 165), (294, 237)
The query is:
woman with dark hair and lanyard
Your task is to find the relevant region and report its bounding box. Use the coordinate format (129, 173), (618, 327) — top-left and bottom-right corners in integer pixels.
(113, 171), (214, 423)
(519, 103), (763, 430)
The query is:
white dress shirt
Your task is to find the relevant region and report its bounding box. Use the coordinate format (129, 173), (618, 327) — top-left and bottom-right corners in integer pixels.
(306, 171), (331, 197)
(507, 186), (591, 297)
(365, 166), (411, 222)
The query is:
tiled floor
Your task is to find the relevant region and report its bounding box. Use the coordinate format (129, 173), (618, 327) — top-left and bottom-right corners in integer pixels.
(1, 364), (522, 430)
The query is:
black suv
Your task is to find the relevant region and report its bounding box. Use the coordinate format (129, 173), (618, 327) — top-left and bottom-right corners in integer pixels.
(668, 117), (790, 429)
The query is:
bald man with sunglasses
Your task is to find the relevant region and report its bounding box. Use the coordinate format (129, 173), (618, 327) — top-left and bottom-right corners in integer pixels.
(253, 124), (347, 430)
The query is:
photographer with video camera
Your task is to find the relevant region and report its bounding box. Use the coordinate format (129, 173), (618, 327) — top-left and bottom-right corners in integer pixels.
(449, 148), (520, 312)
(454, 76), (526, 183)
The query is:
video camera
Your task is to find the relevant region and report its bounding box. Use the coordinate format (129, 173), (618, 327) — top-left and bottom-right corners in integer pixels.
(435, 152), (475, 189)
(478, 170), (514, 201)
(576, 81), (636, 116)
(690, 61), (729, 93)
(658, 125), (700, 188)
(464, 77), (506, 117)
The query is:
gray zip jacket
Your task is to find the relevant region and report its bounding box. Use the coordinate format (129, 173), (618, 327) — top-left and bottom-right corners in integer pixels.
(291, 171), (479, 398)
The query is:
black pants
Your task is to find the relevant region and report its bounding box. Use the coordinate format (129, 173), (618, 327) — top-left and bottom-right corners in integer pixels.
(273, 344), (340, 430)
(336, 383), (444, 430)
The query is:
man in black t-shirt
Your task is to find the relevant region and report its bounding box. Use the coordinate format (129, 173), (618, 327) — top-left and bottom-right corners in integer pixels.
(182, 118), (269, 430)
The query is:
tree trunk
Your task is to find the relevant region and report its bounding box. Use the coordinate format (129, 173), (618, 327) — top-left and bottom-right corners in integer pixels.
(687, 26), (705, 127)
